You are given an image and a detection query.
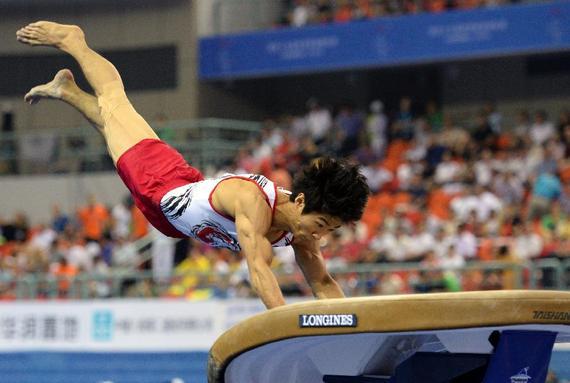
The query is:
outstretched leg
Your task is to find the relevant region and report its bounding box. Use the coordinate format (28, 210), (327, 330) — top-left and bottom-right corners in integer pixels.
(17, 21), (158, 163)
(25, 69), (104, 134)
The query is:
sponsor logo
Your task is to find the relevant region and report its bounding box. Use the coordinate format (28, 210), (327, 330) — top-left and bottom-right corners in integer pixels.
(532, 311), (570, 321)
(299, 314), (357, 328)
(510, 367), (531, 383)
(92, 310), (113, 341)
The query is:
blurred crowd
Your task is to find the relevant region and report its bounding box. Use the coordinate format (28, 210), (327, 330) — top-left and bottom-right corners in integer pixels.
(1, 95), (570, 300)
(222, 96), (570, 296)
(280, 0), (520, 28)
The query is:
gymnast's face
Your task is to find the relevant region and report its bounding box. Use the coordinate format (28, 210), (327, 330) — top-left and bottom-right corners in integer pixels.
(293, 193), (342, 241)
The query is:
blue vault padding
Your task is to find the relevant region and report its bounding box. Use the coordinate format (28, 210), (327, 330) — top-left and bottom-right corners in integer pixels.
(322, 330), (558, 383)
(482, 330), (557, 383)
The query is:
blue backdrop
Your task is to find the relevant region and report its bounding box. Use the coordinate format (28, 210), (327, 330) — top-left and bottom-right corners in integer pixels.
(199, 2), (570, 80)
(0, 351), (568, 383)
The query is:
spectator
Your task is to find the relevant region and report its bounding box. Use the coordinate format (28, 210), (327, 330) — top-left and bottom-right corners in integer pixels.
(50, 257), (78, 298)
(559, 181), (570, 216)
(394, 96), (414, 140)
(536, 140), (560, 176)
(66, 232), (96, 272)
(405, 136), (427, 162)
(483, 101), (502, 134)
(112, 237), (139, 271)
(370, 0), (390, 17)
(334, 0), (353, 22)
(353, 0), (372, 19)
(315, 0), (334, 23)
(111, 196), (132, 240)
(1, 212), (29, 243)
(475, 185), (502, 223)
(151, 227), (176, 284)
(471, 111), (495, 149)
(473, 149), (494, 186)
(335, 103), (365, 156)
(51, 204), (70, 234)
(439, 243), (466, 270)
(514, 109), (531, 140)
(530, 110), (555, 146)
(361, 163), (393, 193)
(431, 227), (453, 259)
(434, 151), (464, 186)
(305, 98), (332, 145)
(408, 173), (428, 200)
(511, 223), (543, 261)
(367, 100), (388, 159)
(528, 170), (561, 220)
(492, 171), (524, 206)
(77, 194), (110, 242)
(454, 223), (478, 261)
(290, 0), (313, 27)
(131, 204), (149, 239)
(30, 224), (57, 253)
(439, 114), (469, 155)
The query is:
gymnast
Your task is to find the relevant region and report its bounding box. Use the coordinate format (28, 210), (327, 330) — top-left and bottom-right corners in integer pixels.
(16, 21), (370, 309)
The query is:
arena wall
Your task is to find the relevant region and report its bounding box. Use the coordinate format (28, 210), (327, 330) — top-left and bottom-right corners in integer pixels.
(0, 0), (199, 131)
(1, 172), (128, 224)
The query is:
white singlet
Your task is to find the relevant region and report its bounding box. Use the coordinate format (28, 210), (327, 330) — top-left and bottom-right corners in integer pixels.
(159, 174), (294, 252)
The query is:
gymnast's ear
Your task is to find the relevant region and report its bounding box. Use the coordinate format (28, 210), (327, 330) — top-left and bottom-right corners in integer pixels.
(294, 193), (305, 212)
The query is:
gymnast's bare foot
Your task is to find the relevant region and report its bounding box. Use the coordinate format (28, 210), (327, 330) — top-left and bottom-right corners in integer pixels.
(24, 69), (76, 105)
(16, 21), (85, 52)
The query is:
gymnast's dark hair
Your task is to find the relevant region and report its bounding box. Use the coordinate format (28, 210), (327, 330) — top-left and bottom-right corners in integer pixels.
(290, 157), (370, 222)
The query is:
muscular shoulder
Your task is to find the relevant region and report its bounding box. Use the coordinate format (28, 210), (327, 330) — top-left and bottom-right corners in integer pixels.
(213, 178), (271, 217)
(217, 178), (268, 201)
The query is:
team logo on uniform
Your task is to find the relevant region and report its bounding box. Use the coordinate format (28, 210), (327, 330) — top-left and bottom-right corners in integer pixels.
(161, 185), (196, 220)
(190, 219), (241, 251)
(299, 314), (357, 328)
(510, 367), (531, 383)
(248, 174), (269, 188)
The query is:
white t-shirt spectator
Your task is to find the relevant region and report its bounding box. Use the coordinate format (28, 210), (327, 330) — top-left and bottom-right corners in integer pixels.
(67, 243), (94, 272)
(407, 231), (435, 258)
(291, 2), (312, 27)
(361, 165), (393, 193)
(451, 195), (479, 222)
(433, 235), (455, 259)
(440, 246), (466, 270)
(476, 191), (503, 222)
(454, 230), (478, 260)
(434, 160), (463, 184)
(113, 241), (139, 269)
(112, 203), (131, 240)
(369, 232), (406, 262)
(513, 232), (543, 260)
(367, 109), (388, 157)
(397, 162), (414, 190)
(290, 116), (308, 138)
(474, 160), (493, 186)
(305, 107), (332, 141)
(30, 227), (57, 251)
(530, 121), (555, 145)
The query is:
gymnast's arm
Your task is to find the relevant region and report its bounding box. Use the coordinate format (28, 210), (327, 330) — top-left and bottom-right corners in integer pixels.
(234, 189), (286, 309)
(293, 241), (345, 300)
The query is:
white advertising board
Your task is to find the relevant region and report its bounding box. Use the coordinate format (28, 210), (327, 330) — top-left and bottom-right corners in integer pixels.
(0, 299), (267, 351)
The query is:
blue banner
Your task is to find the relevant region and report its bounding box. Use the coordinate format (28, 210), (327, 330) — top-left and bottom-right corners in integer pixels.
(199, 2), (570, 80)
(482, 330), (557, 383)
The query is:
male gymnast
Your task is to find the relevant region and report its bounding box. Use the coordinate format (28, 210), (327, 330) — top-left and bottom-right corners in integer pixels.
(16, 21), (370, 309)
